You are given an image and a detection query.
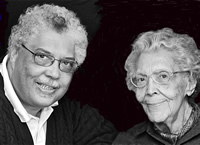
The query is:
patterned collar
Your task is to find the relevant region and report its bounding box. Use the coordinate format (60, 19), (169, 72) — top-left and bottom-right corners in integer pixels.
(154, 103), (200, 144)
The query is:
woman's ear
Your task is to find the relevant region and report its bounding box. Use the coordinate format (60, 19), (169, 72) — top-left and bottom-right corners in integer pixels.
(186, 78), (197, 96)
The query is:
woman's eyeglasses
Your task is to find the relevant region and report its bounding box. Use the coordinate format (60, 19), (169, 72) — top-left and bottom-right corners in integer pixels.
(131, 70), (189, 88)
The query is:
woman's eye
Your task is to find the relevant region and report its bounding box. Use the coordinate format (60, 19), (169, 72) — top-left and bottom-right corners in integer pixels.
(158, 72), (169, 80)
(161, 74), (167, 78)
(138, 77), (145, 82)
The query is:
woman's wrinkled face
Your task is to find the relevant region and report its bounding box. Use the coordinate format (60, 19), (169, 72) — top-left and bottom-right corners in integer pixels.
(10, 29), (75, 112)
(134, 49), (191, 124)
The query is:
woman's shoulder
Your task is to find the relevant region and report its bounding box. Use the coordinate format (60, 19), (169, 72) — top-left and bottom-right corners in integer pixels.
(126, 121), (149, 135)
(112, 121), (150, 145)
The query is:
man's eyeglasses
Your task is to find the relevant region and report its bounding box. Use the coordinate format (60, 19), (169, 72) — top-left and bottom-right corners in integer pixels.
(21, 44), (79, 73)
(131, 70), (189, 88)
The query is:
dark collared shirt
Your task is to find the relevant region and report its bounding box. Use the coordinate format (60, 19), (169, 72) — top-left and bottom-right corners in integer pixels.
(113, 108), (200, 145)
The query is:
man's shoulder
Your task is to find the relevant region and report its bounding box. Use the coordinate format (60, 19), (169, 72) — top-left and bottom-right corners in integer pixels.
(0, 73), (5, 97)
(56, 96), (103, 119)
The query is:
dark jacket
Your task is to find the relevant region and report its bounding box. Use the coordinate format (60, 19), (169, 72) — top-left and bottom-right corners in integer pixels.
(113, 113), (200, 145)
(0, 74), (118, 145)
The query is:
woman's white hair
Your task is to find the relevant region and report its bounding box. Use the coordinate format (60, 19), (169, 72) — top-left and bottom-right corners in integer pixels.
(125, 28), (200, 99)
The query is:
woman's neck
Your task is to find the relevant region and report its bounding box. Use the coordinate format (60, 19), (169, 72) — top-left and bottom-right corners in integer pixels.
(155, 101), (192, 134)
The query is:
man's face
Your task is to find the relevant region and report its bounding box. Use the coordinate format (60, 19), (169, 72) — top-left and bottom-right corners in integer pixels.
(134, 49), (191, 124)
(10, 29), (75, 114)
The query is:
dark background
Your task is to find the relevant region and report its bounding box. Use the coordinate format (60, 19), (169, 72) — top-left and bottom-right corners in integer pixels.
(1, 0), (200, 132)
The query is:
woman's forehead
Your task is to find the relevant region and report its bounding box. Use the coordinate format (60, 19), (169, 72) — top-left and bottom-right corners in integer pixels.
(136, 49), (179, 74)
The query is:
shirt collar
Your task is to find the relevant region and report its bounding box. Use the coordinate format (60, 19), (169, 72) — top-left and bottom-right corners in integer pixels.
(0, 55), (58, 122)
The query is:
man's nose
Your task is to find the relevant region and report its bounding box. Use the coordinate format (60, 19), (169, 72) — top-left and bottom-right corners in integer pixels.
(44, 60), (60, 79)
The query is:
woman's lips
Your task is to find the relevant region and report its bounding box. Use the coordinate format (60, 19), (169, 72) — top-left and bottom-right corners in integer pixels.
(146, 100), (166, 105)
(146, 100), (167, 111)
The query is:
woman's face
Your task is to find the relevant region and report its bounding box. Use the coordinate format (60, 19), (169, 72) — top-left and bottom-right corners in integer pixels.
(134, 49), (193, 124)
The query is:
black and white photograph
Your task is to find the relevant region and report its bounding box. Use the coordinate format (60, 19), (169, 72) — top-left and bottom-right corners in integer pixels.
(1, 0), (200, 144)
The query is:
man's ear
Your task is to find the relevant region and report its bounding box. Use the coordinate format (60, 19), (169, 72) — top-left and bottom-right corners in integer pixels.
(186, 78), (197, 96)
(9, 48), (19, 69)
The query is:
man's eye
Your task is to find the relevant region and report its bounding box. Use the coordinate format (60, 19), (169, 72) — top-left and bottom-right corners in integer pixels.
(62, 61), (73, 67)
(63, 61), (70, 65)
(36, 53), (49, 59)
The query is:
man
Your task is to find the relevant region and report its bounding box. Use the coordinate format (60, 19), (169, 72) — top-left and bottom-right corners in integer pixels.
(0, 4), (117, 145)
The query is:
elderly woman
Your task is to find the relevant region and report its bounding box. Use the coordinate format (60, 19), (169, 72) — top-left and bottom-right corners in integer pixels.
(113, 28), (200, 145)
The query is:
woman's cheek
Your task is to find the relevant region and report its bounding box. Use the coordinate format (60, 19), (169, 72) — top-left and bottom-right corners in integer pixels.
(136, 89), (145, 103)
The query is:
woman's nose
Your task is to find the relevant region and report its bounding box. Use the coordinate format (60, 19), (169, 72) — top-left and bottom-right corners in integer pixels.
(146, 77), (158, 96)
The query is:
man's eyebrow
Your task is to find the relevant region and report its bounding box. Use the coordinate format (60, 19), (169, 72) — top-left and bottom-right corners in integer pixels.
(36, 48), (76, 60)
(63, 57), (75, 61)
(35, 48), (52, 55)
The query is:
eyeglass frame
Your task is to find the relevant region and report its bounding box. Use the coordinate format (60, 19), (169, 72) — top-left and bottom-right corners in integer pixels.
(130, 70), (190, 88)
(21, 44), (79, 73)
